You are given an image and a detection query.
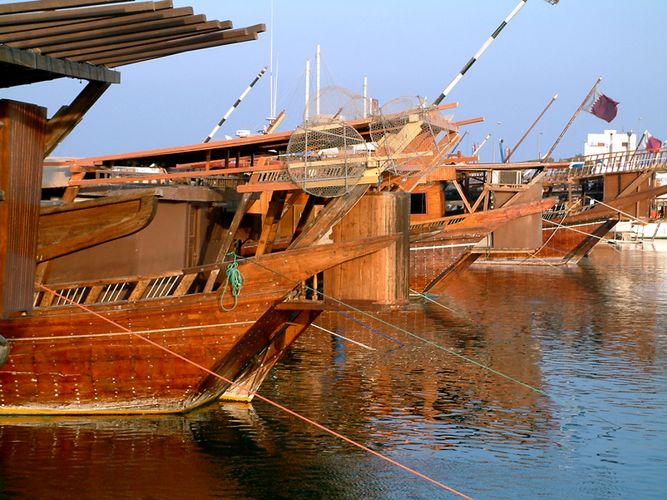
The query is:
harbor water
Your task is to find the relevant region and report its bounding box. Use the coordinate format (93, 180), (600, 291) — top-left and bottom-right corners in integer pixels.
(0, 241), (665, 499)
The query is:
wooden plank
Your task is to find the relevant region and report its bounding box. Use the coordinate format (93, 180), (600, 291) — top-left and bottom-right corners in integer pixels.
(101, 32), (259, 67)
(0, 0), (126, 16)
(49, 20), (222, 59)
(289, 184), (370, 249)
(17, 9), (199, 51)
(0, 45), (120, 87)
(451, 179), (473, 213)
(5, 3), (186, 47)
(44, 80), (111, 156)
(0, 1), (172, 27)
(89, 26), (261, 65)
(0, 100), (46, 319)
(204, 192), (254, 293)
(37, 191), (157, 262)
(255, 191), (288, 256)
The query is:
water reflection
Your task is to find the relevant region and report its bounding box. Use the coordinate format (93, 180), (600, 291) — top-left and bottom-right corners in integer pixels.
(0, 242), (665, 498)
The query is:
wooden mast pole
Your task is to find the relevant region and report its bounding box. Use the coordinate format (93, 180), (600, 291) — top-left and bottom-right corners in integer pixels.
(543, 77), (601, 161)
(505, 93), (558, 162)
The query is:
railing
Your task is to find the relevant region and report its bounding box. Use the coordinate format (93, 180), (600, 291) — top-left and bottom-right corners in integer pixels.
(410, 216), (466, 233)
(544, 147), (667, 184)
(34, 262), (323, 310)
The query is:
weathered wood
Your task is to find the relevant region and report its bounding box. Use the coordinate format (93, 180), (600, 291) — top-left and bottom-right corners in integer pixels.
(451, 179), (473, 213)
(0, 45), (120, 88)
(10, 7), (196, 50)
(50, 21), (223, 59)
(0, 1), (173, 27)
(0, 100), (46, 319)
(0, 0), (126, 16)
(44, 80), (111, 156)
(100, 32), (261, 67)
(1, 2), (173, 42)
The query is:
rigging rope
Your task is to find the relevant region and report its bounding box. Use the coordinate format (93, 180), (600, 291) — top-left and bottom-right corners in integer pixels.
(37, 283), (470, 499)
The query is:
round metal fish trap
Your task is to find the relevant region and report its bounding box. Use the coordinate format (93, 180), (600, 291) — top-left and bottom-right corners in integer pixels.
(284, 118), (368, 198)
(306, 85), (366, 123)
(370, 97), (446, 176)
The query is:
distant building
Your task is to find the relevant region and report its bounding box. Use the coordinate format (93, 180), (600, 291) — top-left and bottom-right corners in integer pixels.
(583, 129), (636, 156)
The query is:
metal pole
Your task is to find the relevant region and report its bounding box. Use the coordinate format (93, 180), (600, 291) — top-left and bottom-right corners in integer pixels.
(203, 67), (268, 143)
(363, 76), (368, 118)
(304, 60), (311, 121)
(543, 76), (601, 160)
(315, 45), (321, 116)
(505, 93), (558, 162)
(433, 0), (529, 105)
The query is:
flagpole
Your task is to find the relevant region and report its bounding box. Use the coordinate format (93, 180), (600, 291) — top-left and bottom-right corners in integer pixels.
(542, 77), (601, 161)
(505, 93), (558, 162)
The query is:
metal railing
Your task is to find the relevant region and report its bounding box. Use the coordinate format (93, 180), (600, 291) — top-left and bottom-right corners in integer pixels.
(544, 147), (667, 184)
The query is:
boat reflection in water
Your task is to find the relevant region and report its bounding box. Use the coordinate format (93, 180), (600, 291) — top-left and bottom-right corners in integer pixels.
(0, 243), (665, 498)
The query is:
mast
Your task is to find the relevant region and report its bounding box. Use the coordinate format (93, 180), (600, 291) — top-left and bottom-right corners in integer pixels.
(505, 93), (558, 162)
(432, 0), (560, 106)
(304, 60), (311, 121)
(363, 76), (368, 118)
(315, 44), (321, 116)
(543, 77), (601, 160)
(203, 67), (267, 143)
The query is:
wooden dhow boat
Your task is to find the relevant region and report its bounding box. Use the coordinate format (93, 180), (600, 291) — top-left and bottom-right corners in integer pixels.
(474, 148), (667, 265)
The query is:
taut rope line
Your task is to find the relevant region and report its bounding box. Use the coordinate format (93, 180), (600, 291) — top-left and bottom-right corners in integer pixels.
(36, 283), (471, 499)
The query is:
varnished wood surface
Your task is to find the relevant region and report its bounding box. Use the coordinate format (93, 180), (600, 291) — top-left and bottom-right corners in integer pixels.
(0, 236), (394, 414)
(37, 191), (158, 262)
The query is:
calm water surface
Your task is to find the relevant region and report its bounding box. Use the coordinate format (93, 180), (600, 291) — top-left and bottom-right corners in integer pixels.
(1, 241), (665, 499)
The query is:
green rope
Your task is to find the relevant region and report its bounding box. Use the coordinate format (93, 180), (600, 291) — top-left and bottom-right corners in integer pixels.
(219, 252), (244, 311)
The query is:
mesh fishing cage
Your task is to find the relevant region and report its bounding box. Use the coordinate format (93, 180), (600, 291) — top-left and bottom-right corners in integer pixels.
(305, 85), (367, 123)
(284, 117), (368, 198)
(369, 97), (454, 176)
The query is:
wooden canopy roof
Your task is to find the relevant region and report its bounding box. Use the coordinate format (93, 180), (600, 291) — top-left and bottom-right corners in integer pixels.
(0, 0), (265, 88)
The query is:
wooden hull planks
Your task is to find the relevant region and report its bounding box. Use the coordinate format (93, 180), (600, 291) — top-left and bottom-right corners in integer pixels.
(0, 236), (394, 414)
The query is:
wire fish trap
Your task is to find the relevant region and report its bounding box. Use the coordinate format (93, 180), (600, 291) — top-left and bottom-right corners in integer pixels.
(284, 117), (369, 198)
(370, 97), (452, 177)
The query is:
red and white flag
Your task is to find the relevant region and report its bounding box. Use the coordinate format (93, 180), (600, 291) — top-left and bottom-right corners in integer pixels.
(585, 89), (619, 123)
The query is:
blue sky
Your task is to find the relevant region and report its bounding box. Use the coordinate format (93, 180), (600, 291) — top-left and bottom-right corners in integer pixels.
(3, 0), (666, 161)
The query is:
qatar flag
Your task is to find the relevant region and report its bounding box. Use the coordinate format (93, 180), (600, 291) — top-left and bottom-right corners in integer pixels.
(586, 91), (619, 123)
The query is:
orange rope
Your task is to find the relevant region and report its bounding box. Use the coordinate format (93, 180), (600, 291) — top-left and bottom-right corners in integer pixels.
(37, 283), (472, 499)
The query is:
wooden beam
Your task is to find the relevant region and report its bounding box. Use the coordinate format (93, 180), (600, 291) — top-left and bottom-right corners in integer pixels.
(103, 32), (258, 67)
(0, 16), (109, 36)
(616, 170), (653, 198)
(17, 9), (200, 51)
(44, 80), (111, 156)
(0, 44), (120, 87)
(255, 191), (288, 256)
(203, 192), (254, 292)
(0, 1), (171, 27)
(289, 184), (370, 249)
(451, 179), (473, 213)
(48, 21), (223, 60)
(0, 0), (126, 16)
(3, 2), (181, 46)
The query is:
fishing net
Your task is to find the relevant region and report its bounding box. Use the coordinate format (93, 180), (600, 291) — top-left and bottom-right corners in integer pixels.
(370, 97), (455, 176)
(284, 117), (368, 198)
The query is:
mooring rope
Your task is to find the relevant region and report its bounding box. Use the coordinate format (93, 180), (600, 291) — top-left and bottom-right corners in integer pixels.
(219, 252), (244, 311)
(242, 257), (622, 431)
(37, 283), (470, 498)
